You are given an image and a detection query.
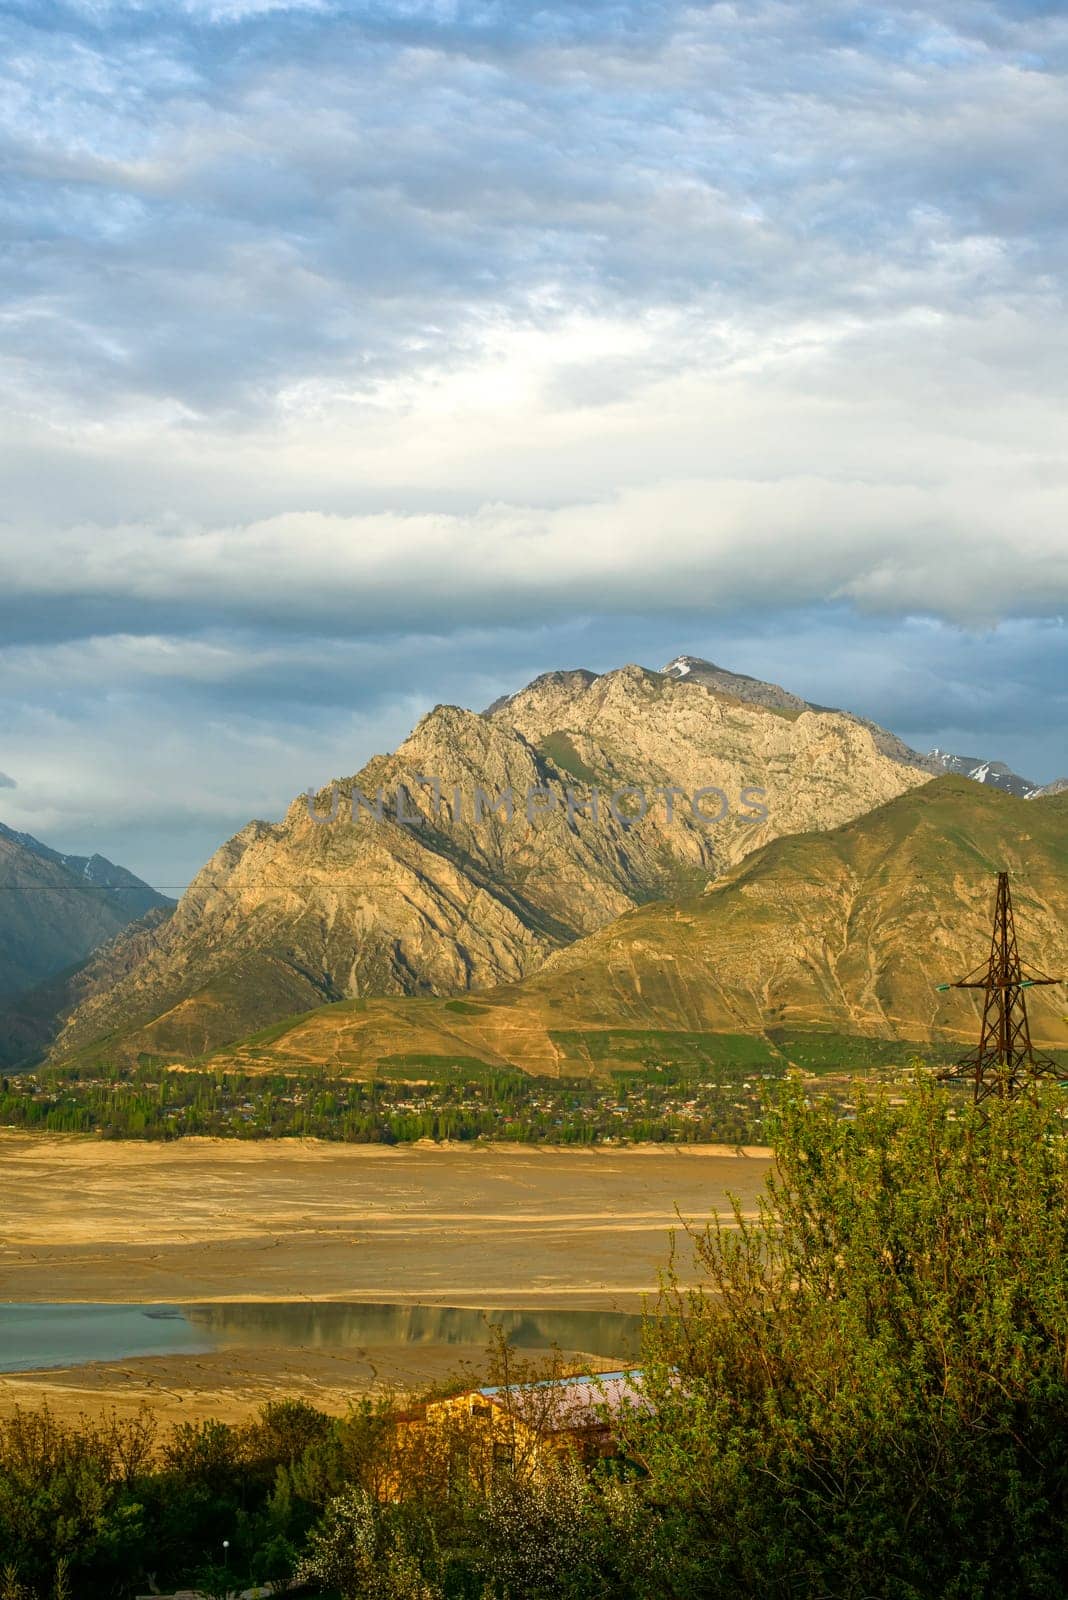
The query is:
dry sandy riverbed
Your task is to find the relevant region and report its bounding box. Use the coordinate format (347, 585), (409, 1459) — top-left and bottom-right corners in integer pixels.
(0, 1136), (771, 1424)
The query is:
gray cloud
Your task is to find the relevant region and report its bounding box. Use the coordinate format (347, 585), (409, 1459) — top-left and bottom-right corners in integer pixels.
(0, 772), (16, 789)
(1, 467), (1065, 638)
(1, 0), (1066, 881)
(3, 1), (1067, 417)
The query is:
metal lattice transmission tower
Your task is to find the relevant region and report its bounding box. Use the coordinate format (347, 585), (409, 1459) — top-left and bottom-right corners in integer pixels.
(937, 871), (1065, 1103)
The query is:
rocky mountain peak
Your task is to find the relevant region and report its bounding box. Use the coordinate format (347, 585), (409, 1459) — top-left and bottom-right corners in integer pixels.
(658, 656), (1050, 797)
(484, 668), (600, 719)
(47, 657), (933, 1066)
(659, 655), (813, 714)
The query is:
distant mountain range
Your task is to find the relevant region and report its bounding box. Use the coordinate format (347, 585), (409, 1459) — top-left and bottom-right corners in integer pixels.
(924, 749), (1046, 799)
(0, 823), (172, 1065)
(44, 662), (933, 1066)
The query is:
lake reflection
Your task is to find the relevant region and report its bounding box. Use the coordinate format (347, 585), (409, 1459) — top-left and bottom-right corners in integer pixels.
(0, 1301), (642, 1374)
(188, 1301), (643, 1358)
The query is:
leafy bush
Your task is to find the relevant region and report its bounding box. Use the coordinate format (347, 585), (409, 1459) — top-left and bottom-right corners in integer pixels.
(479, 1461), (654, 1599)
(297, 1486), (444, 1599)
(0, 1407), (153, 1593)
(635, 1081), (1068, 1599)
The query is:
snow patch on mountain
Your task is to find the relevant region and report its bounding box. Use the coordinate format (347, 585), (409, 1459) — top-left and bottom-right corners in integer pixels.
(924, 750), (1038, 799)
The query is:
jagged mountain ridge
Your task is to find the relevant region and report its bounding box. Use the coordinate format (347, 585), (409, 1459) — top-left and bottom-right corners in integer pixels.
(924, 749), (1044, 799)
(0, 823), (170, 919)
(49, 662), (932, 1065)
(658, 655), (939, 770)
(204, 778), (1068, 1080)
(657, 655), (1056, 798)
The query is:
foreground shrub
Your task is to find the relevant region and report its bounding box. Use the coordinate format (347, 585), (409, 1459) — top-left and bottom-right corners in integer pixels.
(297, 1486), (445, 1599)
(0, 1396), (381, 1596)
(479, 1460), (655, 1599)
(636, 1081), (1068, 1599)
(0, 1407), (154, 1593)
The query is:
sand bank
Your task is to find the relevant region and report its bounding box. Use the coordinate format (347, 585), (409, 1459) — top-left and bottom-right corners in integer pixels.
(0, 1135), (771, 1422)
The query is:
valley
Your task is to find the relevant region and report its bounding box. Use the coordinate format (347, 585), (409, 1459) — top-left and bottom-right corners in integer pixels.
(2, 659), (1065, 1434)
(0, 1135), (770, 1423)
(5, 10), (1067, 1585)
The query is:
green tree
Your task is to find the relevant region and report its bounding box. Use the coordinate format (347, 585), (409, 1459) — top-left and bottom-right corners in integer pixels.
(636, 1080), (1068, 1599)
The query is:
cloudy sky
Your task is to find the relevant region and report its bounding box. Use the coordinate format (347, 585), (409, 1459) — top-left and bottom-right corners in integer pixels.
(1, 0), (1066, 889)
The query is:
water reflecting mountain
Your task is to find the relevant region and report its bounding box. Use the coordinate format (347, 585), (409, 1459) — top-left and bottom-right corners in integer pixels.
(0, 1300), (643, 1373)
(185, 1300), (643, 1360)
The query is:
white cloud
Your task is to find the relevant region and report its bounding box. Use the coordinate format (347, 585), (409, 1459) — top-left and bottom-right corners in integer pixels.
(1, 0), (1067, 878)
(3, 298), (1066, 630)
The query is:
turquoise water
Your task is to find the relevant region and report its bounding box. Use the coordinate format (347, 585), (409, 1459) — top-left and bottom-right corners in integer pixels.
(0, 1304), (212, 1373)
(0, 1301), (643, 1374)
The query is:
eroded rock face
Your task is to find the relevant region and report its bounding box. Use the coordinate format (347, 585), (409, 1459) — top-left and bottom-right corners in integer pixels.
(205, 779), (1068, 1081)
(490, 663), (931, 860)
(52, 664), (932, 1062)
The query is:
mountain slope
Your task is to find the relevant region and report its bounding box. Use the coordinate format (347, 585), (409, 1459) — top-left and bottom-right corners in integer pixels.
(659, 656), (1051, 796)
(0, 824), (171, 1004)
(0, 825), (172, 1064)
(202, 778), (1068, 1079)
(0, 823), (168, 921)
(658, 655), (937, 769)
(50, 663), (931, 1064)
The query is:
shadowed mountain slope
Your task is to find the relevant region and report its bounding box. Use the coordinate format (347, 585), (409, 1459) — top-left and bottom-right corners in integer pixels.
(0, 824), (172, 1064)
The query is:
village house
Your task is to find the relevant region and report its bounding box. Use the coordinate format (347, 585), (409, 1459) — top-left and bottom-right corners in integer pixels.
(391, 1369), (649, 1491)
